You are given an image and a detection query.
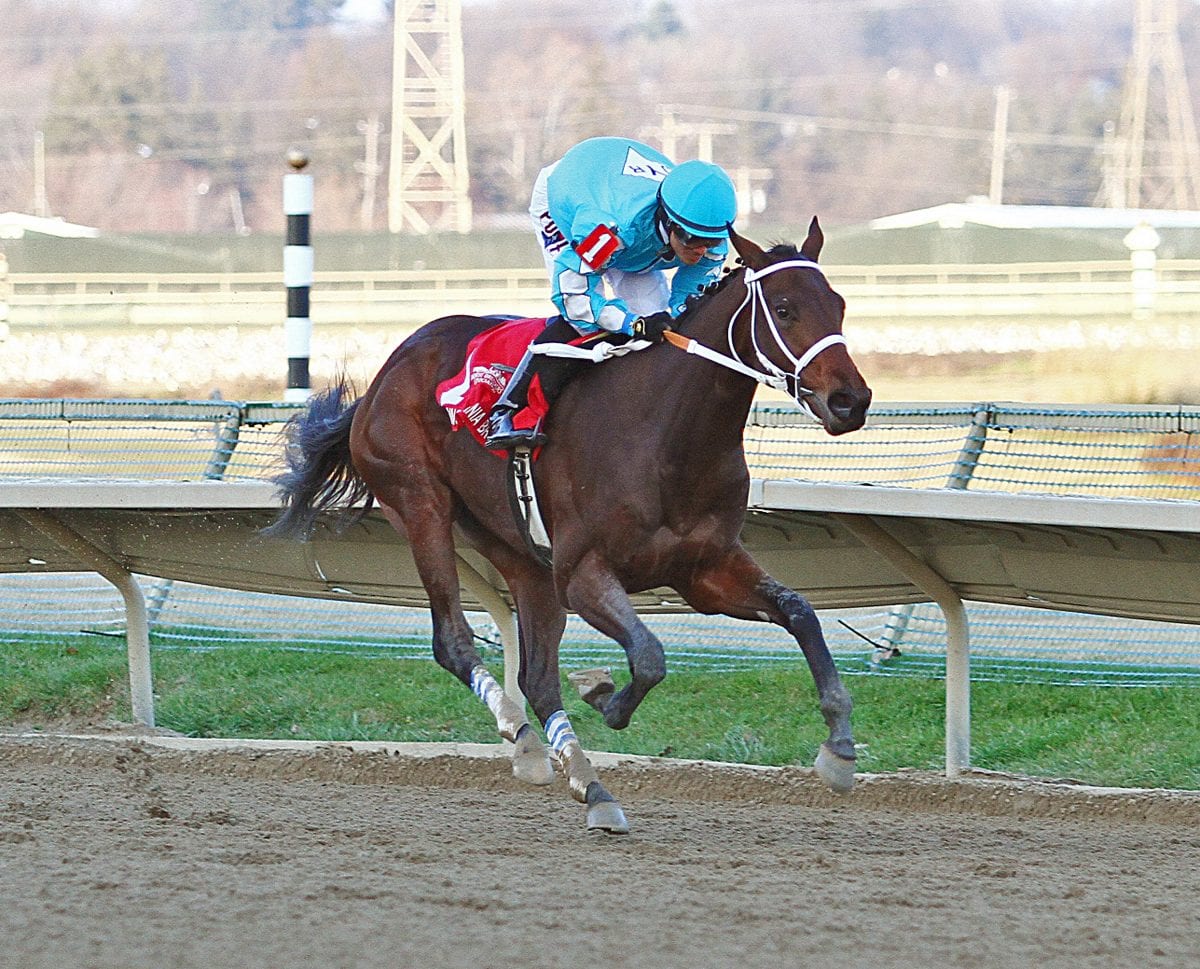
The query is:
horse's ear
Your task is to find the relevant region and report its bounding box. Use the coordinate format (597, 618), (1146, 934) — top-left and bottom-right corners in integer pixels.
(728, 225), (768, 270)
(800, 216), (824, 262)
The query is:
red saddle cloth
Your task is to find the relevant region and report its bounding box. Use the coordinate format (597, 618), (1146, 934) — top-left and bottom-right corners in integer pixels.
(436, 318), (553, 446)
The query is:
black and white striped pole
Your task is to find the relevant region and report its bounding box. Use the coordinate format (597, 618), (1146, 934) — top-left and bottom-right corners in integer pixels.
(283, 149), (313, 402)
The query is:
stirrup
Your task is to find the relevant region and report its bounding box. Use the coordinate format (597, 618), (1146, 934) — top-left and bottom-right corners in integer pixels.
(484, 409), (546, 450)
(486, 427), (546, 450)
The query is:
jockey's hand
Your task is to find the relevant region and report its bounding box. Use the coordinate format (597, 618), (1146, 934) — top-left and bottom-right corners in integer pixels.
(631, 311), (673, 342)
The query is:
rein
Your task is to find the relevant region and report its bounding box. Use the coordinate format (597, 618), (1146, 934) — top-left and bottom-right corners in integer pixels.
(664, 261), (847, 409)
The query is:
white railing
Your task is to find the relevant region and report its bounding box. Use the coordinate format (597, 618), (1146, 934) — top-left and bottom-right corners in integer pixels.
(6, 268), (550, 302)
(4, 268), (556, 326)
(8, 260), (1200, 300)
(7, 261), (1200, 325)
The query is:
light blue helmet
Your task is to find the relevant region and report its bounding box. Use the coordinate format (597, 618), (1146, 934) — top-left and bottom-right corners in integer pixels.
(658, 160), (737, 237)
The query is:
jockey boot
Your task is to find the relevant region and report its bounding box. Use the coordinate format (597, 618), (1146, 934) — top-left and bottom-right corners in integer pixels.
(484, 348), (544, 450)
(484, 318), (626, 450)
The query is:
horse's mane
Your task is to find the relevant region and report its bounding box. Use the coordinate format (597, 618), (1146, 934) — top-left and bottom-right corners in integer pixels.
(675, 241), (803, 323)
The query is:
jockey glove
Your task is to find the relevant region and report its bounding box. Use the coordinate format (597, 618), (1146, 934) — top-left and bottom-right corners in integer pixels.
(631, 311), (674, 342)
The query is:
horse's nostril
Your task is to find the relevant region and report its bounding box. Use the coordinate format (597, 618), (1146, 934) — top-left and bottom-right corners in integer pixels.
(827, 391), (857, 420)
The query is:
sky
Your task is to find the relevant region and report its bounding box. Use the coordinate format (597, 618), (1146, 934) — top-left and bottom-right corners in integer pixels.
(339, 0), (387, 24)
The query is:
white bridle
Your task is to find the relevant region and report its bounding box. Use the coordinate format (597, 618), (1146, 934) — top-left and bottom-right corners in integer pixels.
(668, 260), (847, 415)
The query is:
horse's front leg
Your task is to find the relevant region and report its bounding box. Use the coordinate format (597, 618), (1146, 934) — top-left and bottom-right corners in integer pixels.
(454, 529), (628, 833)
(562, 551), (667, 731)
(758, 574), (856, 792)
(516, 590), (630, 835)
(684, 548), (856, 793)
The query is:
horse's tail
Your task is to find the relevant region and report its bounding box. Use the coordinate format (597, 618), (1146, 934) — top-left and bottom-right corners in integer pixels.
(261, 377), (375, 540)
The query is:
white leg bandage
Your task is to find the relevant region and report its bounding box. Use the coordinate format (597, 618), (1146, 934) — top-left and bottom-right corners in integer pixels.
(469, 665), (526, 742)
(545, 709), (597, 802)
(544, 709), (579, 756)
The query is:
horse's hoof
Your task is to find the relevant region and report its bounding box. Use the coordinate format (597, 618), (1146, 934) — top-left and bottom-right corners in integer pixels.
(568, 667), (615, 707)
(815, 743), (856, 794)
(586, 800), (630, 835)
(584, 779), (629, 834)
(511, 724), (555, 786)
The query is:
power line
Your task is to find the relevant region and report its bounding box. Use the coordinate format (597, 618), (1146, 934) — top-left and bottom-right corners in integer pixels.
(0, 98), (388, 120)
(0, 25), (352, 50)
(660, 102), (1111, 151)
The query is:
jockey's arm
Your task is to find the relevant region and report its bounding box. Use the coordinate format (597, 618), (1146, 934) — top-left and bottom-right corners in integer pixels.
(550, 220), (636, 334)
(667, 246), (727, 316)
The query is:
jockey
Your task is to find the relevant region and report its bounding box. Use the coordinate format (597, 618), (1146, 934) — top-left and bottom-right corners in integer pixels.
(484, 136), (738, 450)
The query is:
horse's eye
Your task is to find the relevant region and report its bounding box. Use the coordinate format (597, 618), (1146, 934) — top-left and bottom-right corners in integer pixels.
(773, 301), (791, 319)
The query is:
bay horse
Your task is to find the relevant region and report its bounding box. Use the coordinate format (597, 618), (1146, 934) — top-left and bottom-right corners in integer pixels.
(266, 220), (872, 833)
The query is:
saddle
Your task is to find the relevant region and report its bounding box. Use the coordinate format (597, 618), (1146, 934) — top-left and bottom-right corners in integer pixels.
(436, 317), (563, 566)
(437, 316), (651, 567)
(436, 318), (552, 449)
(437, 317), (651, 451)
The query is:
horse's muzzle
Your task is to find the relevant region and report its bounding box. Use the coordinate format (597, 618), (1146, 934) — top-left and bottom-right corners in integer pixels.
(812, 385), (872, 436)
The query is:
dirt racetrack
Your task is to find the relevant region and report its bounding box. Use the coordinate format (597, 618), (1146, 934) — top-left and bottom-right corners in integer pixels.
(2, 732), (1199, 969)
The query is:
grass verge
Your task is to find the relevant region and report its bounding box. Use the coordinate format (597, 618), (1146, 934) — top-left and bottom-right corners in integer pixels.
(3, 636), (1198, 790)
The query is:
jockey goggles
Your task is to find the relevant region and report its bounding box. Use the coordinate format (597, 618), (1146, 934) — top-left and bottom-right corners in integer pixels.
(670, 223), (725, 249)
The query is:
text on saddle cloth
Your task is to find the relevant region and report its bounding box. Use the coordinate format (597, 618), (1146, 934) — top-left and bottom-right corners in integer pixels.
(435, 317), (652, 449)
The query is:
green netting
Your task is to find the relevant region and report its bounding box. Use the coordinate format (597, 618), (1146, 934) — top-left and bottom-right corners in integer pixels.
(2, 574), (1195, 688)
(3, 399), (1199, 499)
(744, 402), (1200, 497)
(0, 399), (289, 480)
(1, 398), (1198, 686)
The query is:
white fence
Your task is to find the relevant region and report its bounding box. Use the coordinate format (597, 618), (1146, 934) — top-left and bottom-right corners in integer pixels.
(7, 260), (1200, 326)
(4, 268), (553, 326)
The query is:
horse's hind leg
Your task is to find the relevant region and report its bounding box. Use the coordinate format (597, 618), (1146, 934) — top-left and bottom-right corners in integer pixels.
(376, 503), (537, 765)
(522, 595), (629, 833)
(460, 541), (561, 787)
(477, 544), (628, 833)
(684, 548), (856, 793)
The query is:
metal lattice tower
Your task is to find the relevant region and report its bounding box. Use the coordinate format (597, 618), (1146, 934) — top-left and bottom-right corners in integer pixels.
(1111, 0), (1200, 209)
(387, 0), (472, 234)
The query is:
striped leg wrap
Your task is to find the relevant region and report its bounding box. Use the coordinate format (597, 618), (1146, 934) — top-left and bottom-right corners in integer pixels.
(469, 665), (504, 713)
(544, 710), (578, 755)
(469, 665), (525, 742)
(545, 709), (597, 802)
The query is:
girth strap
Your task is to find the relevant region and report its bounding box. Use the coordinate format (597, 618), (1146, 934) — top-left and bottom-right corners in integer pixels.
(507, 447), (553, 568)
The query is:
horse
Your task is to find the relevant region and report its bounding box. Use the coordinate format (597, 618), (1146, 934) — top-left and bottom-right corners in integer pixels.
(266, 219), (872, 833)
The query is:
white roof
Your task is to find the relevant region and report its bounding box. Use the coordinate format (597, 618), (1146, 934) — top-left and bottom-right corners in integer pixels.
(0, 211), (99, 239)
(869, 202), (1200, 231)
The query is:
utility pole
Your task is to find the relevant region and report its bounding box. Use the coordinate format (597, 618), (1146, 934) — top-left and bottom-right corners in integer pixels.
(654, 108), (682, 160)
(731, 167), (772, 227)
(356, 113), (383, 231)
(649, 106), (735, 163)
(988, 86), (1010, 204)
(1098, 121), (1124, 207)
(33, 131), (48, 218)
(1110, 0), (1200, 209)
(388, 0), (472, 234)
